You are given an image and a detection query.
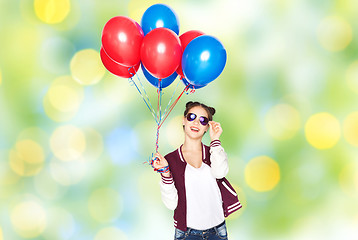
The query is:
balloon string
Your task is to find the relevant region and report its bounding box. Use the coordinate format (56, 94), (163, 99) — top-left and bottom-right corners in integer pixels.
(158, 85), (190, 129)
(127, 76), (159, 125)
(162, 78), (181, 119)
(131, 66), (159, 123)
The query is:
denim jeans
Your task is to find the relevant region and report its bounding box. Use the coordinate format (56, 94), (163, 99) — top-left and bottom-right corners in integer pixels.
(174, 221), (228, 240)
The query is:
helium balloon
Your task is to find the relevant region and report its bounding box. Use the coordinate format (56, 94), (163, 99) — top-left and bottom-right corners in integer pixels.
(182, 35), (227, 86)
(141, 28), (182, 79)
(101, 16), (144, 67)
(142, 64), (177, 88)
(100, 48), (140, 78)
(176, 30), (204, 78)
(141, 4), (179, 35)
(181, 77), (206, 89)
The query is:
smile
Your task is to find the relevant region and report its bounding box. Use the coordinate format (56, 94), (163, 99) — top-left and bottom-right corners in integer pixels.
(190, 127), (199, 132)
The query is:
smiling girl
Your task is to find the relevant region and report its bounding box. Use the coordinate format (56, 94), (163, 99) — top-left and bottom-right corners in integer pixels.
(152, 101), (241, 240)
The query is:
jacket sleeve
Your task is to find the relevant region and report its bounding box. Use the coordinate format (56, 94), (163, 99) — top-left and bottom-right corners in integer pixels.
(210, 140), (229, 179)
(159, 174), (178, 210)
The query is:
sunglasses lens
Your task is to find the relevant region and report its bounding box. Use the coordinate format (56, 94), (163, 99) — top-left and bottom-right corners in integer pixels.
(200, 116), (209, 126)
(187, 113), (196, 121)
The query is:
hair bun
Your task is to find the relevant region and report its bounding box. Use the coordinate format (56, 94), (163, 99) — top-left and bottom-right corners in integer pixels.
(186, 101), (194, 108)
(209, 107), (216, 116)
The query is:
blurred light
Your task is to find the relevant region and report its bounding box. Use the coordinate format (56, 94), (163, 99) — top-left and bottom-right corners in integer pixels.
(134, 120), (157, 156)
(0, 69), (2, 86)
(0, 227), (2, 240)
(82, 128), (104, 162)
(9, 140), (45, 177)
(70, 49), (105, 85)
(264, 104), (301, 140)
(43, 207), (75, 240)
(50, 125), (86, 161)
(156, 20), (164, 28)
(343, 112), (358, 147)
(34, 170), (67, 200)
(48, 85), (82, 112)
(346, 61), (358, 94)
(40, 37), (75, 74)
(43, 76), (84, 122)
(94, 227), (128, 240)
(118, 32), (127, 43)
(317, 16), (352, 52)
(339, 163), (358, 198)
(88, 188), (122, 223)
(106, 127), (139, 165)
(34, 0), (70, 24)
(10, 201), (47, 238)
(305, 112), (341, 149)
(49, 157), (87, 186)
(200, 51), (210, 61)
(245, 156), (280, 192)
(157, 43), (166, 54)
(165, 115), (184, 149)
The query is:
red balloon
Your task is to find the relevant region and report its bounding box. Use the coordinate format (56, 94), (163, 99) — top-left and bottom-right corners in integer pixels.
(101, 16), (144, 67)
(100, 48), (140, 78)
(176, 30), (204, 78)
(140, 28), (182, 79)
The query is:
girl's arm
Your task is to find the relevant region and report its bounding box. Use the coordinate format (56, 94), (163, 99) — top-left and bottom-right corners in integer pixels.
(209, 121), (229, 178)
(153, 153), (178, 210)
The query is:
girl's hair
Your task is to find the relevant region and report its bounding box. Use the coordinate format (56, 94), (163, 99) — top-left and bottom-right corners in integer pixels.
(184, 101), (216, 121)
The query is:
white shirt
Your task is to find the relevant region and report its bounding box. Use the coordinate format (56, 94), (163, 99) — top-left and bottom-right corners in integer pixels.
(185, 162), (225, 230)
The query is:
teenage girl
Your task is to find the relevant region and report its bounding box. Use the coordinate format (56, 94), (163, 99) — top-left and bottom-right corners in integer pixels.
(152, 101), (241, 240)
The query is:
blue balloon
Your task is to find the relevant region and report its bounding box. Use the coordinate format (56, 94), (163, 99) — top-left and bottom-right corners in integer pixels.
(142, 64), (177, 88)
(182, 35), (227, 86)
(181, 77), (206, 89)
(141, 4), (179, 35)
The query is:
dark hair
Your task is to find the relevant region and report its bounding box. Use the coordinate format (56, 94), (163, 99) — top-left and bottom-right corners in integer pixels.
(184, 101), (216, 121)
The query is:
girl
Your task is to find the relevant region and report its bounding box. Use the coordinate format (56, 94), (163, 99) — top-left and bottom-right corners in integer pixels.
(152, 101), (241, 240)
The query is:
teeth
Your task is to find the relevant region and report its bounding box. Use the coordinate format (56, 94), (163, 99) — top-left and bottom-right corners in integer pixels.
(190, 127), (199, 132)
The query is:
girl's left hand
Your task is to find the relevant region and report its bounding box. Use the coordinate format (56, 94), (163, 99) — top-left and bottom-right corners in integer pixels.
(209, 121), (223, 141)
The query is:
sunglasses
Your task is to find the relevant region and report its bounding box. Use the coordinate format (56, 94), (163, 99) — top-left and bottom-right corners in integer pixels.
(186, 113), (209, 126)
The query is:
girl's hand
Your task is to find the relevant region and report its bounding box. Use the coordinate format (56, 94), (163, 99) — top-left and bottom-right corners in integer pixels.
(152, 152), (169, 170)
(209, 121), (223, 141)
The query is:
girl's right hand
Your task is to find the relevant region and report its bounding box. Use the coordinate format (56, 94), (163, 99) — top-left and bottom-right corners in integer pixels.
(152, 152), (169, 170)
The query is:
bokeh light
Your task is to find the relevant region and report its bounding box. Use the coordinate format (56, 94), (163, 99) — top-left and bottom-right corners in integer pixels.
(43, 76), (84, 122)
(9, 139), (45, 177)
(0, 69), (2, 86)
(165, 115), (184, 149)
(244, 156), (280, 192)
(34, 0), (70, 24)
(49, 157), (87, 186)
(346, 61), (358, 94)
(10, 201), (47, 238)
(50, 125), (86, 162)
(34, 170), (67, 200)
(94, 227), (128, 240)
(0, 226), (2, 240)
(305, 112), (341, 149)
(317, 16), (352, 52)
(70, 49), (106, 85)
(339, 162), (358, 198)
(88, 188), (122, 223)
(43, 207), (75, 240)
(343, 112), (358, 147)
(264, 104), (301, 140)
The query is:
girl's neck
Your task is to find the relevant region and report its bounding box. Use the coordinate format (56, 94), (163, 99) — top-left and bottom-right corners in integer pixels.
(182, 136), (202, 152)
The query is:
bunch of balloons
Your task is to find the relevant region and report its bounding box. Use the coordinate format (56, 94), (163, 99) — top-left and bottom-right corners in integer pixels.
(100, 3), (227, 89)
(100, 4), (227, 164)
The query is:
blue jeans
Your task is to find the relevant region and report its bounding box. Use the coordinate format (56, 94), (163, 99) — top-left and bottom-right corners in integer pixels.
(174, 221), (228, 240)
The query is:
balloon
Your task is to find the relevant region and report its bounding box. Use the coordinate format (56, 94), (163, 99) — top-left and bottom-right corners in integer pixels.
(182, 35), (227, 86)
(100, 48), (140, 78)
(141, 4), (179, 35)
(176, 30), (205, 78)
(101, 16), (144, 67)
(181, 77), (206, 89)
(142, 64), (177, 88)
(141, 28), (182, 79)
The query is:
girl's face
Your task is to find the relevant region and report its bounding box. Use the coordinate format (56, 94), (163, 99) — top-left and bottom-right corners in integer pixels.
(183, 106), (210, 139)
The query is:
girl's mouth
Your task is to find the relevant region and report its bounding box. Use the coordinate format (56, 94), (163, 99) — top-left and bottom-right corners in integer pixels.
(190, 127), (199, 132)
